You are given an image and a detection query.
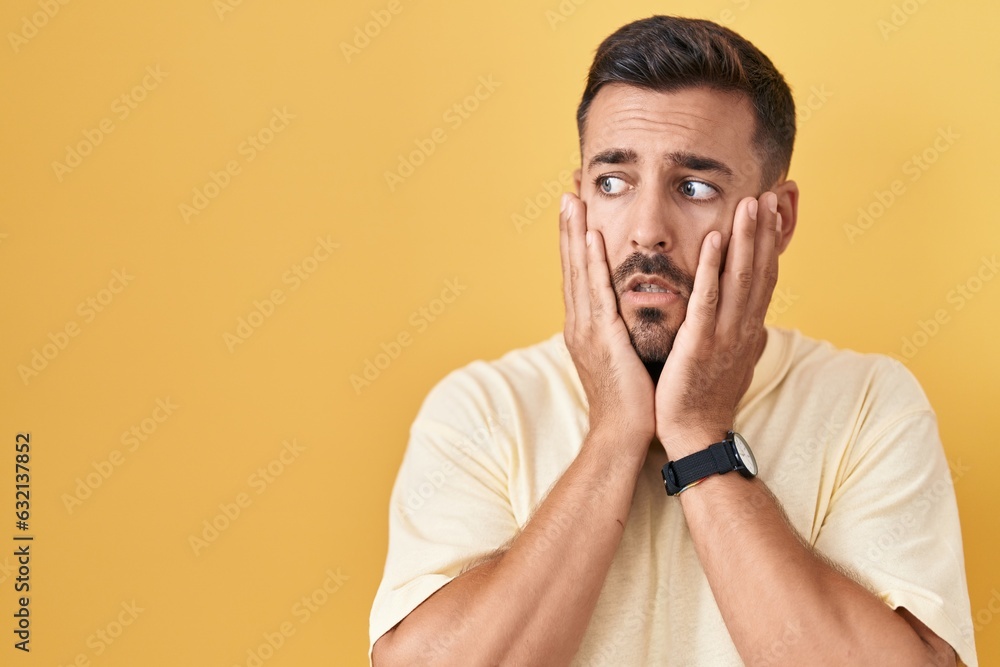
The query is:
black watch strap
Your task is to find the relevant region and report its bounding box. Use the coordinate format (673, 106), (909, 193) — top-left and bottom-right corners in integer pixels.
(663, 441), (734, 495)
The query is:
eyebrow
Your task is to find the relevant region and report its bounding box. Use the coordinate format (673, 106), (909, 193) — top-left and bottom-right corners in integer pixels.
(587, 148), (639, 171)
(587, 148), (735, 181)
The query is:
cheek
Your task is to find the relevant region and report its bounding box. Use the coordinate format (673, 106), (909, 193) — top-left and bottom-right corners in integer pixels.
(583, 201), (619, 244)
(687, 200), (732, 229)
(586, 221), (626, 258)
(669, 212), (722, 272)
(685, 204), (737, 256)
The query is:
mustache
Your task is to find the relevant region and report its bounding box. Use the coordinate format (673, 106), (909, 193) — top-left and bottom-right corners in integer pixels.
(611, 252), (695, 298)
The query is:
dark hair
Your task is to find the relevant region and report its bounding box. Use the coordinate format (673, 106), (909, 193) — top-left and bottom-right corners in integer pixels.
(577, 15), (796, 190)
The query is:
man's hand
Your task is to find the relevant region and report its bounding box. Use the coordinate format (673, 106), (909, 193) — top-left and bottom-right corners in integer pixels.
(560, 192), (654, 452)
(654, 192), (782, 459)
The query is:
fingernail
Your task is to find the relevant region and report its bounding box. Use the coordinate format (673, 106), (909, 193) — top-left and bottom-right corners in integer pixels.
(711, 232), (720, 249)
(560, 194), (570, 214)
(776, 212), (783, 234)
(747, 199), (758, 220)
(586, 230), (593, 247)
(767, 193), (778, 215)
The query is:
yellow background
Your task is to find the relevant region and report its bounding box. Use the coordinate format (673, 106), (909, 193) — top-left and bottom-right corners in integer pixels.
(1, 0), (997, 665)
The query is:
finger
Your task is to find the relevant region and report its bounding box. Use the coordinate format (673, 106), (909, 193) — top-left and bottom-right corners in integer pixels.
(586, 228), (618, 323)
(684, 231), (724, 339)
(565, 193), (592, 327)
(746, 192), (780, 328)
(717, 196), (757, 327)
(559, 194), (576, 335)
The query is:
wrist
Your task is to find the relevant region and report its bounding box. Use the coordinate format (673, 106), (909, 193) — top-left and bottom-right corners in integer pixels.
(585, 422), (652, 464)
(657, 424), (728, 460)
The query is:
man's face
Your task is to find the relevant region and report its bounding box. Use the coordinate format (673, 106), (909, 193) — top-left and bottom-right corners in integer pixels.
(576, 83), (767, 365)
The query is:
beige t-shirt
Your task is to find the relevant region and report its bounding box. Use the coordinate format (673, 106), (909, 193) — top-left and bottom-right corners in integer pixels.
(370, 327), (977, 666)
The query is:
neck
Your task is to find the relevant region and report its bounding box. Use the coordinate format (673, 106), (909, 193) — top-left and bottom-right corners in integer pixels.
(645, 359), (665, 384)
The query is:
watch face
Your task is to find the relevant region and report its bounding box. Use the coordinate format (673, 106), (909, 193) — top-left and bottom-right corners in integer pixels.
(732, 432), (757, 476)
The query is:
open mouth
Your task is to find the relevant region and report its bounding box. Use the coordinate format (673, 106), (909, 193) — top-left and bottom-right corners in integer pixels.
(623, 274), (685, 297)
(632, 283), (674, 293)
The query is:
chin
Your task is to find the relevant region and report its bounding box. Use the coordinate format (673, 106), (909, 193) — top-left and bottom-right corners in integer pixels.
(625, 307), (678, 365)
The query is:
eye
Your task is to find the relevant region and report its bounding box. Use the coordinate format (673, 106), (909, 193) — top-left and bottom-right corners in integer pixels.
(594, 175), (629, 197)
(680, 180), (717, 200)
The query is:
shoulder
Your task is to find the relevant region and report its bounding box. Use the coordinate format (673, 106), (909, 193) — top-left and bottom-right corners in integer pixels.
(414, 331), (580, 440)
(778, 328), (934, 418)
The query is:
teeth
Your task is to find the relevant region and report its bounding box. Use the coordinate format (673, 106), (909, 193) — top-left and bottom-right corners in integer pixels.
(635, 283), (669, 293)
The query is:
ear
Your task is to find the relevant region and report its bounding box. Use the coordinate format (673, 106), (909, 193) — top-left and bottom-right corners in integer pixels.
(772, 179), (798, 254)
(573, 168), (582, 196)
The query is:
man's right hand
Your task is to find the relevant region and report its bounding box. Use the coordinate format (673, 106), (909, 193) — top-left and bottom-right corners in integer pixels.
(374, 192), (654, 667)
(559, 192), (655, 454)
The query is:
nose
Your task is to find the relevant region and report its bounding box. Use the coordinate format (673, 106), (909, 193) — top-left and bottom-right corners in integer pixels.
(628, 187), (677, 253)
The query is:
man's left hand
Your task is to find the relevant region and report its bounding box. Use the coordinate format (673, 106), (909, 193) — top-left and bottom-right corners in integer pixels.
(654, 191), (782, 459)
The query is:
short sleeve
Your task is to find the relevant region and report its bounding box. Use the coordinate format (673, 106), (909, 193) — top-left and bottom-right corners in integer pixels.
(813, 362), (977, 666)
(368, 365), (520, 661)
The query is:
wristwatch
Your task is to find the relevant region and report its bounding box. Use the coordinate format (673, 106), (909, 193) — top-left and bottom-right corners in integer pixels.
(662, 431), (758, 496)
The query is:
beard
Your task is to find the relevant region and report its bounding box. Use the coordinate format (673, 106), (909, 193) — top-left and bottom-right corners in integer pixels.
(626, 306), (676, 361)
(611, 251), (694, 383)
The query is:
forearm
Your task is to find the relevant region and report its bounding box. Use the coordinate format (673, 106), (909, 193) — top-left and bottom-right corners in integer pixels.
(374, 426), (647, 667)
(680, 473), (939, 665)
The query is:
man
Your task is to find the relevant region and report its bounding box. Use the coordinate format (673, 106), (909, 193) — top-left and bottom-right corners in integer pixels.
(369, 15), (977, 666)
